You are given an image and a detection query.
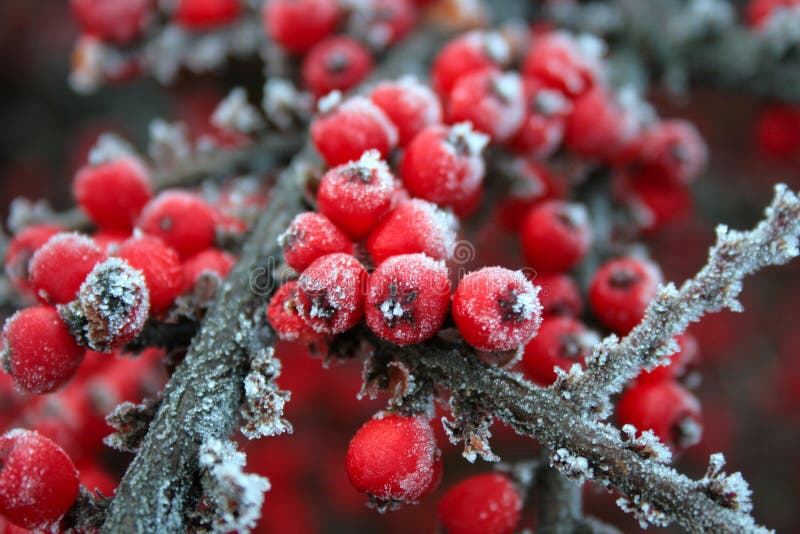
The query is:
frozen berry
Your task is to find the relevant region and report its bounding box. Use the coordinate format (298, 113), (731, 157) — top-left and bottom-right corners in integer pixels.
(509, 81), (571, 157)
(296, 253), (367, 334)
(522, 32), (601, 97)
(452, 267), (542, 352)
(138, 191), (218, 258)
(564, 87), (633, 162)
(174, 0), (241, 29)
(447, 70), (525, 142)
(533, 273), (582, 317)
(1, 306), (84, 394)
(370, 77), (442, 146)
(365, 254), (451, 345)
(431, 31), (510, 96)
(638, 333), (699, 383)
(346, 414), (442, 504)
(520, 201), (591, 274)
(278, 212), (354, 273)
(317, 150), (396, 240)
(73, 156), (153, 233)
(589, 257), (661, 335)
(267, 281), (318, 342)
(366, 199), (457, 265)
(521, 317), (597, 386)
(437, 473), (522, 534)
(0, 429), (79, 530)
(617, 380), (702, 451)
(302, 36), (374, 98)
(116, 235), (184, 314)
(182, 248), (235, 292)
(401, 123), (488, 216)
(29, 233), (105, 305)
(263, 0), (340, 53)
(4, 225), (62, 295)
(311, 96), (398, 166)
(70, 0), (152, 45)
(619, 120), (707, 185)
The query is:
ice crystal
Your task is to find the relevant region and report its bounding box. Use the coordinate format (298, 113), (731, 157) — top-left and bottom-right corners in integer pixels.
(240, 347), (293, 440)
(212, 88), (264, 134)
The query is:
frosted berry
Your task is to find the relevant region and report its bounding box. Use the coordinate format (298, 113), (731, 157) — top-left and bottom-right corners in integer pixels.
(317, 150), (396, 240)
(116, 235), (184, 314)
(365, 254), (451, 345)
(358, 0), (416, 48)
(401, 123), (488, 216)
(4, 225), (62, 294)
(619, 120), (707, 185)
(589, 257), (662, 335)
(311, 96), (398, 166)
(296, 253), (367, 334)
(431, 31), (511, 96)
(447, 70), (525, 143)
(617, 380), (702, 451)
(564, 87), (633, 162)
(1, 306), (84, 394)
(302, 36), (374, 98)
(182, 248), (235, 292)
(520, 201), (591, 274)
(624, 171), (692, 232)
(263, 0), (340, 54)
(437, 473), (522, 534)
(278, 212), (354, 272)
(509, 80), (571, 157)
(346, 414), (442, 504)
(60, 258), (150, 352)
(0, 429), (79, 530)
(73, 156), (153, 233)
(534, 273), (583, 317)
(521, 317), (597, 386)
(70, 0), (152, 45)
(370, 77), (442, 146)
(452, 267), (542, 352)
(366, 199), (457, 265)
(138, 191), (218, 258)
(174, 0), (241, 29)
(522, 32), (601, 97)
(639, 333), (699, 383)
(29, 233), (105, 305)
(267, 281), (318, 342)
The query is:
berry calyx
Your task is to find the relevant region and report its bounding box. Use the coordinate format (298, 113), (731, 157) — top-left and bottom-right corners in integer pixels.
(521, 316), (597, 386)
(452, 267), (542, 352)
(278, 212), (354, 273)
(267, 281), (318, 342)
(263, 0), (340, 54)
(437, 473), (523, 534)
(302, 36), (374, 98)
(138, 190), (218, 259)
(589, 257), (662, 335)
(296, 253), (367, 334)
(28, 233), (105, 305)
(520, 200), (592, 274)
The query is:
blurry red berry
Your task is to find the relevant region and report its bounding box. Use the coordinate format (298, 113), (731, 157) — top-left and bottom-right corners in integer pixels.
(29, 233), (105, 305)
(746, 0), (800, 28)
(370, 77), (442, 146)
(509, 80), (571, 157)
(521, 316), (596, 386)
(296, 253), (367, 334)
(139, 191), (218, 259)
(564, 87), (633, 162)
(70, 0), (152, 45)
(182, 248), (235, 292)
(116, 235), (184, 314)
(619, 120), (707, 185)
(4, 225), (63, 295)
(447, 70), (525, 143)
(437, 473), (522, 534)
(522, 32), (601, 98)
(279, 212), (354, 273)
(533, 273), (583, 318)
(589, 257), (662, 335)
(263, 0), (340, 53)
(432, 31), (510, 96)
(755, 104), (800, 159)
(267, 281), (319, 342)
(638, 333), (699, 383)
(359, 0), (416, 47)
(521, 200), (591, 274)
(174, 0), (241, 29)
(302, 36), (374, 98)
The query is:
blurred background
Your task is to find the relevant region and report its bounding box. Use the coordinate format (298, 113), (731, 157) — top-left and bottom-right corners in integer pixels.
(1, 1), (799, 532)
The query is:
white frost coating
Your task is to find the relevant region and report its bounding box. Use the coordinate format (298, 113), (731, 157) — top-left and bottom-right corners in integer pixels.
(317, 90), (343, 114)
(197, 438), (270, 534)
(617, 495), (670, 529)
(621, 424), (672, 464)
(212, 87), (265, 134)
(89, 133), (137, 165)
(240, 347), (293, 440)
(262, 78), (311, 130)
(482, 31), (511, 64)
(550, 448), (592, 484)
(698, 453), (754, 514)
(148, 119), (192, 167)
(447, 122), (490, 156)
(535, 89), (571, 116)
(339, 97), (399, 148)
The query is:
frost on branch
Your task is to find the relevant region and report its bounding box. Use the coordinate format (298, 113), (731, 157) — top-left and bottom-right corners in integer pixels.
(620, 424), (672, 464)
(212, 88), (265, 135)
(104, 397), (163, 453)
(616, 494), (670, 529)
(441, 397), (499, 463)
(698, 453), (753, 514)
(192, 438), (270, 534)
(549, 448), (593, 485)
(240, 346), (292, 440)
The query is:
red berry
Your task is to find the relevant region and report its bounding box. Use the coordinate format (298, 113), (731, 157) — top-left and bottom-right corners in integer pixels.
(73, 156), (153, 233)
(589, 257), (662, 335)
(263, 0), (340, 53)
(311, 96), (398, 166)
(29, 233), (105, 305)
(452, 267), (542, 352)
(522, 32), (601, 97)
(296, 253), (367, 334)
(616, 380), (702, 451)
(357, 0), (416, 48)
(267, 281), (319, 342)
(1, 306), (84, 394)
(70, 0), (152, 45)
(4, 225), (62, 295)
(521, 317), (596, 386)
(437, 473), (522, 534)
(619, 120), (707, 185)
(509, 80), (571, 157)
(345, 414), (442, 503)
(746, 0), (800, 28)
(533, 273), (583, 317)
(564, 87), (633, 162)
(494, 161), (566, 230)
(60, 258), (150, 352)
(623, 170), (692, 232)
(139, 191), (218, 259)
(317, 150), (397, 240)
(370, 77), (442, 146)
(0, 429), (79, 530)
(279, 212), (354, 272)
(302, 36), (374, 98)
(447, 70), (525, 143)
(365, 254), (451, 345)
(182, 248), (235, 292)
(366, 199), (457, 265)
(520, 200), (591, 274)
(431, 31), (510, 96)
(639, 333), (699, 383)
(755, 103), (800, 160)
(116, 235), (184, 314)
(174, 0), (241, 29)
(401, 123), (488, 216)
